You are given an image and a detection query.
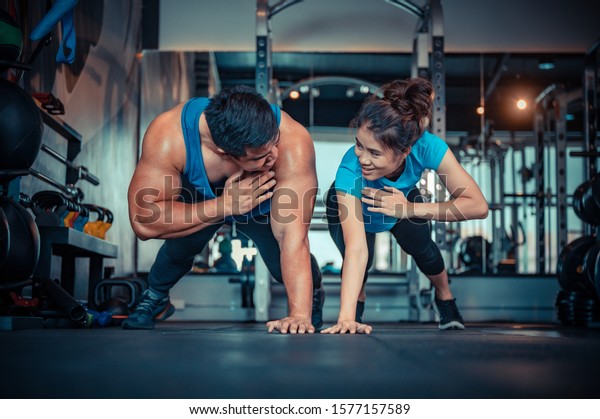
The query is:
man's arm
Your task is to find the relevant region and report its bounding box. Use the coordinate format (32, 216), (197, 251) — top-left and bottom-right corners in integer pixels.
(266, 112), (318, 333)
(128, 114), (275, 240)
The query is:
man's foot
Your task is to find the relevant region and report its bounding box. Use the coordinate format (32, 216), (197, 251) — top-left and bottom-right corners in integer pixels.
(122, 289), (175, 330)
(356, 301), (365, 323)
(434, 297), (465, 330)
(311, 284), (325, 329)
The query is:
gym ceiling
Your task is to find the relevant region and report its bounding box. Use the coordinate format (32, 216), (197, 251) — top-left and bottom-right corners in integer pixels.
(154, 0), (600, 133)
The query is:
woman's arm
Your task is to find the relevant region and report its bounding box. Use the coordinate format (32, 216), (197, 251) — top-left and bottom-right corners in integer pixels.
(321, 191), (373, 334)
(362, 149), (489, 221)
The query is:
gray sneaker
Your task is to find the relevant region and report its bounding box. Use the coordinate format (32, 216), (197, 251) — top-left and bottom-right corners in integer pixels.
(122, 289), (175, 330)
(434, 297), (465, 330)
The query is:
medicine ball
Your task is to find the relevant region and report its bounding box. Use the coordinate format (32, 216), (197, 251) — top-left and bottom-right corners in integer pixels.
(0, 196), (40, 283)
(0, 78), (44, 173)
(0, 9), (22, 72)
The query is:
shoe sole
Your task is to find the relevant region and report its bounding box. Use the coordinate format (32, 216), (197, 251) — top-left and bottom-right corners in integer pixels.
(122, 303), (176, 330)
(439, 321), (465, 330)
(157, 303), (176, 321)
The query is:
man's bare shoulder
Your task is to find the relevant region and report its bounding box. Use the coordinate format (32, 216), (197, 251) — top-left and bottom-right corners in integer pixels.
(140, 103), (186, 170)
(275, 111), (315, 178)
(278, 110), (313, 154)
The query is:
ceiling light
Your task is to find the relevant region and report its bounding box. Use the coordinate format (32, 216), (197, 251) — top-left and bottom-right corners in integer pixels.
(516, 99), (527, 110)
(289, 90), (300, 100)
(476, 106), (485, 115)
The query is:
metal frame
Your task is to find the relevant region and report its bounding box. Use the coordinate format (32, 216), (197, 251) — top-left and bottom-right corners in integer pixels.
(385, 0), (446, 319)
(583, 39), (600, 180)
(429, 0), (448, 252)
(569, 39), (599, 238)
(254, 0), (447, 322)
(255, 0), (303, 103)
(389, 1), (447, 251)
(282, 76), (381, 100)
(254, 0), (303, 320)
(583, 40), (600, 239)
(554, 91), (568, 265)
(534, 85), (569, 273)
(255, 0), (272, 102)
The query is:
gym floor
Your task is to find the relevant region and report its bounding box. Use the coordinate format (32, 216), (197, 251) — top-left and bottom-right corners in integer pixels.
(1, 321), (600, 399)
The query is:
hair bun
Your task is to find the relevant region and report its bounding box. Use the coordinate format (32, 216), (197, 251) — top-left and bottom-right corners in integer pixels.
(405, 78), (433, 119)
(382, 80), (407, 107)
(381, 78), (433, 122)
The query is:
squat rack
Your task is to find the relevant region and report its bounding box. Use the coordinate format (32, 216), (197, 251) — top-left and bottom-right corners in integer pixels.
(255, 0), (446, 137)
(253, 0), (447, 322)
(532, 38), (600, 273)
(254, 0), (447, 243)
(570, 39), (600, 234)
(533, 84), (573, 274)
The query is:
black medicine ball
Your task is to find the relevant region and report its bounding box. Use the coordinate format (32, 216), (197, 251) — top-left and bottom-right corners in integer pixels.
(0, 78), (44, 172)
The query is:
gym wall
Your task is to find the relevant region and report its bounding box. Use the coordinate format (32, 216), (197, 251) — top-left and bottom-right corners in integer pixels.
(4, 1), (142, 298)
(136, 50), (196, 273)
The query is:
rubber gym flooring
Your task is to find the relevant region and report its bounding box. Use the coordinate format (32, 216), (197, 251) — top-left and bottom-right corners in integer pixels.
(1, 321), (599, 399)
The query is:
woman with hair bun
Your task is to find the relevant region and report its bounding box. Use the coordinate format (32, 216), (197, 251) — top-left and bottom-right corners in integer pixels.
(323, 78), (489, 334)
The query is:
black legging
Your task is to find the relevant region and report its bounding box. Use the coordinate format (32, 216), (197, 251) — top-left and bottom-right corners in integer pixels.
(326, 183), (445, 282)
(147, 176), (322, 295)
(148, 215), (323, 295)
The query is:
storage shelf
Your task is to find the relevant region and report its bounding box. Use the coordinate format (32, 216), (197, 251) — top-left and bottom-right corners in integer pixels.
(34, 227), (118, 307)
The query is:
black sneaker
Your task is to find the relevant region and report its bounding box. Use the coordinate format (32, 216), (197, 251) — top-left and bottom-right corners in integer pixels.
(311, 285), (325, 329)
(434, 297), (465, 330)
(356, 301), (365, 323)
(122, 289), (175, 330)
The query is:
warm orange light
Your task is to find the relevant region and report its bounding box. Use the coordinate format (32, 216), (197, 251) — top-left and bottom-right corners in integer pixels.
(476, 106), (485, 115)
(516, 99), (527, 110)
(289, 90), (300, 100)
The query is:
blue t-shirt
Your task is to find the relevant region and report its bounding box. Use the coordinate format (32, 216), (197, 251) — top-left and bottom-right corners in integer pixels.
(181, 97), (281, 220)
(334, 131), (448, 233)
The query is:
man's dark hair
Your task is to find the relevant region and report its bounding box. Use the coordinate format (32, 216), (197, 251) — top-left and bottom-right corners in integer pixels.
(204, 85), (278, 157)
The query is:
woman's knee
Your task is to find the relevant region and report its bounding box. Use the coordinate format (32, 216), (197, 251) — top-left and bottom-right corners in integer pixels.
(413, 241), (445, 276)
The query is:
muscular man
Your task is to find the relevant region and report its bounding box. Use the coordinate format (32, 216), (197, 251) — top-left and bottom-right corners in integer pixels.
(124, 86), (324, 333)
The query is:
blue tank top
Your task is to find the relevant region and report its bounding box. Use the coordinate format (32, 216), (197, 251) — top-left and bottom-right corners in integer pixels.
(334, 131), (448, 233)
(180, 97), (281, 220)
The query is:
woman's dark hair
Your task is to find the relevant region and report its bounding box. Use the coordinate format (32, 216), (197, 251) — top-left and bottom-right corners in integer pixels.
(351, 78), (433, 154)
(204, 85), (278, 157)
